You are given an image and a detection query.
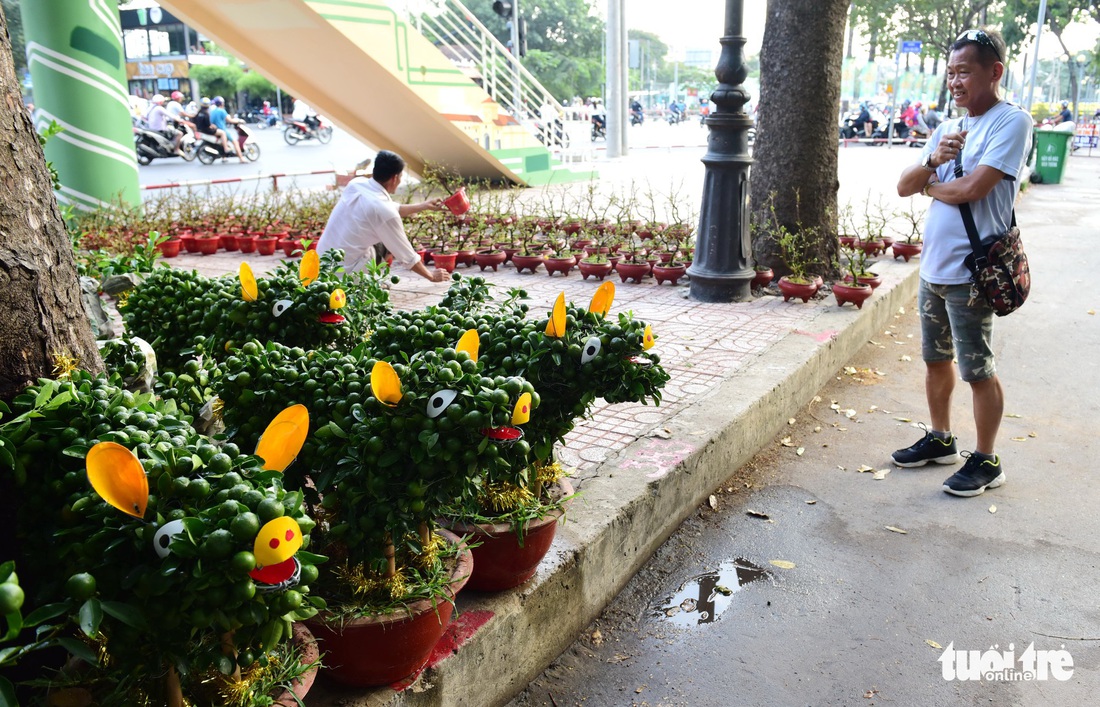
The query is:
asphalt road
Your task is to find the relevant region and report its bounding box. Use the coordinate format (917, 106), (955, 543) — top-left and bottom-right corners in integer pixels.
(507, 158), (1100, 707)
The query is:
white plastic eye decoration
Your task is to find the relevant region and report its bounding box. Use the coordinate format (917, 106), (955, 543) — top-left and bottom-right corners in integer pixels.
(153, 519), (186, 558)
(426, 390), (458, 418)
(272, 300), (294, 318)
(581, 336), (602, 364)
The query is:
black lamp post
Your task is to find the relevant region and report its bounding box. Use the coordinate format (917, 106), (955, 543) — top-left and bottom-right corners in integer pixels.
(688, 0), (755, 303)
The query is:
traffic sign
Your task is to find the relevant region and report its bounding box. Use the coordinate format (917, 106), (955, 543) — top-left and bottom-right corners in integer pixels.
(900, 40), (923, 54)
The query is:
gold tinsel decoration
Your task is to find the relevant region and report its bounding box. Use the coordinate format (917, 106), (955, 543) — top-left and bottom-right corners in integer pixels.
(50, 349), (80, 380)
(411, 531), (445, 570)
(535, 461), (564, 486)
(213, 658), (280, 707)
(362, 327), (373, 342)
(478, 481), (535, 514)
(115, 290), (131, 308)
(210, 396), (225, 422)
(334, 561), (409, 601)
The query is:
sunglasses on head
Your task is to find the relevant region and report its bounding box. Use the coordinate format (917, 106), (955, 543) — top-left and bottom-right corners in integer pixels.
(957, 29), (1002, 61)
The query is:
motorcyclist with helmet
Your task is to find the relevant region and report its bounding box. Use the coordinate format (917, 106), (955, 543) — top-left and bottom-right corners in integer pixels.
(1052, 101), (1073, 125)
(211, 96), (245, 162)
(144, 94), (183, 155)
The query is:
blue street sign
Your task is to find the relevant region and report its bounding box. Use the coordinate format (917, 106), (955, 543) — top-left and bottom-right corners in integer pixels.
(900, 40), (923, 54)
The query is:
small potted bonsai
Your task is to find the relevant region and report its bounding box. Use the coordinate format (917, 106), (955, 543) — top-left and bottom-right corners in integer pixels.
(892, 198), (925, 262)
(833, 246), (874, 308)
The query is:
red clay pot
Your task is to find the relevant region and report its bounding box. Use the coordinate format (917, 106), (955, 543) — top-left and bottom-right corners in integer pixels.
(281, 239), (303, 257)
(578, 259), (613, 280)
(838, 235), (857, 248)
(196, 237), (220, 255)
(511, 254), (544, 274)
(833, 281), (873, 309)
(270, 623), (321, 706)
(255, 236), (278, 255)
(858, 238), (885, 256)
(181, 234), (201, 253)
(307, 531), (472, 687)
(431, 251), (458, 273)
(443, 480), (572, 591)
(219, 234), (238, 252)
(752, 266), (774, 289)
(892, 241), (923, 262)
(562, 221), (585, 236)
(653, 263), (687, 285)
(777, 276), (819, 303)
(237, 234), (257, 254)
(544, 256), (575, 276)
(616, 260), (651, 284)
(474, 249), (507, 272)
(856, 272), (883, 290)
(156, 238), (182, 258)
(455, 249), (477, 267)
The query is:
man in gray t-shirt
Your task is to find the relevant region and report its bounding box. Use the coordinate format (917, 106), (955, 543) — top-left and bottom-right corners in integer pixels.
(894, 28), (1031, 498)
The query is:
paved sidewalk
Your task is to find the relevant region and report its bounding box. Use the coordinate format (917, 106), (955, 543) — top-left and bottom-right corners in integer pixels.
(161, 153), (1098, 706)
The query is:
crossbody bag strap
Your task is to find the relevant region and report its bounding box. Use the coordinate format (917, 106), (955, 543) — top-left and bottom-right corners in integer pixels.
(954, 153), (985, 266)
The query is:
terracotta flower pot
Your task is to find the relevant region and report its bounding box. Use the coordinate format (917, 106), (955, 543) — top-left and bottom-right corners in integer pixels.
(653, 263), (687, 286)
(543, 256), (575, 276)
(307, 531), (473, 687)
(616, 260), (651, 284)
(858, 238), (884, 256)
(442, 480), (572, 591)
(833, 281), (873, 309)
(455, 249), (477, 267)
(752, 266), (774, 289)
(237, 234), (257, 254)
(181, 234), (201, 253)
(431, 251), (458, 273)
(562, 221), (585, 236)
(196, 237), (220, 255)
(220, 233), (238, 252)
(838, 235), (857, 248)
(578, 259), (613, 280)
(474, 249), (507, 272)
(270, 623), (321, 706)
(511, 253), (544, 274)
(281, 239), (303, 258)
(892, 241), (923, 262)
(255, 236), (278, 255)
(156, 238), (182, 258)
(856, 272), (882, 290)
(777, 276), (819, 303)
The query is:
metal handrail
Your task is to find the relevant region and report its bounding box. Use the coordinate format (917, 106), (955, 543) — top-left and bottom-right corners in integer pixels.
(395, 0), (568, 150)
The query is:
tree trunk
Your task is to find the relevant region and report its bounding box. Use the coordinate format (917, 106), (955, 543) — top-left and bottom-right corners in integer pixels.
(750, 0), (848, 278)
(0, 4), (103, 400)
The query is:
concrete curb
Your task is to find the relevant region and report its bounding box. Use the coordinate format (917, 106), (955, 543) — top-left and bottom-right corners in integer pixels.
(308, 259), (922, 707)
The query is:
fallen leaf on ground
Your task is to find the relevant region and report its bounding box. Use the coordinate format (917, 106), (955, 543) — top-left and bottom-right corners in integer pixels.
(746, 509), (771, 520)
(665, 607), (680, 617)
(900, 355), (912, 362)
(1005, 413), (1023, 418)
(814, 425), (822, 433)
(894, 416), (912, 422)
(868, 405), (879, 412)
(830, 401), (841, 411)
(769, 560), (796, 569)
(837, 465), (847, 471)
(863, 688), (879, 699)
(805, 500), (817, 505)
(635, 685), (645, 694)
(1089, 309), (1095, 315)
(788, 417), (797, 426)
(714, 585), (733, 596)
(1028, 432), (1037, 438)
(707, 494), (717, 510)
(844, 366), (858, 375)
(898, 306), (906, 314)
(1011, 437), (1027, 442)
(796, 447), (805, 456)
(873, 469), (890, 480)
(812, 395), (822, 403)
(650, 428), (673, 439)
(591, 628), (603, 645)
(885, 526), (909, 534)
(844, 409), (857, 418)
(857, 464), (875, 473)
(989, 505), (997, 514)
(926, 639), (943, 649)
(780, 436), (795, 447)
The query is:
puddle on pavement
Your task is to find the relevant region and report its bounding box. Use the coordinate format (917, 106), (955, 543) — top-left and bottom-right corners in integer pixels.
(656, 559), (767, 627)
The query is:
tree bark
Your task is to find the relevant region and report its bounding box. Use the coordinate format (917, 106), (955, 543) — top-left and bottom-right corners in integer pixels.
(750, 0), (849, 278)
(0, 4), (103, 400)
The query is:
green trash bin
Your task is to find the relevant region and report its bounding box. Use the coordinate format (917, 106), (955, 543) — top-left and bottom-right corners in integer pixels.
(1033, 130), (1072, 184)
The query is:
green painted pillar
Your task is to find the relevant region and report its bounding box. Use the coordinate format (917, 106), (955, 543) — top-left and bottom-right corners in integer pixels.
(20, 0), (140, 211)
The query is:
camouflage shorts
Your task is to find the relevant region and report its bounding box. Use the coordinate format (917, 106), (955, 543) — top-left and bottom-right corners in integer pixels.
(918, 279), (995, 382)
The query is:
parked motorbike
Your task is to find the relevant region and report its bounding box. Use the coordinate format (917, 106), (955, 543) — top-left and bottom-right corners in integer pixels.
(134, 120), (196, 165)
(283, 117), (333, 145)
(195, 123), (260, 164)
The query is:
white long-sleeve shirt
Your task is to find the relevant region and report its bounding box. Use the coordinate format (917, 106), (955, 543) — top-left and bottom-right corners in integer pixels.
(317, 177), (420, 271)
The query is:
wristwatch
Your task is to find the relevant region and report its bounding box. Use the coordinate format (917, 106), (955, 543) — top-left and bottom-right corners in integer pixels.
(922, 180), (939, 197)
(921, 153), (936, 171)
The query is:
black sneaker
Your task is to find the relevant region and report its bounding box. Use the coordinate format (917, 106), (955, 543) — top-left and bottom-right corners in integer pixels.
(892, 429), (959, 467)
(942, 453), (1005, 497)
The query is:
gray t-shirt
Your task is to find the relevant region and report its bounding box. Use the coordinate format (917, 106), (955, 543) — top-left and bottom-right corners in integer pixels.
(919, 101), (1032, 285)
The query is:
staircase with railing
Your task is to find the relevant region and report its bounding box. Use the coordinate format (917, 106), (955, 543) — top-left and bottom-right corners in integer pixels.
(398, 0), (568, 152)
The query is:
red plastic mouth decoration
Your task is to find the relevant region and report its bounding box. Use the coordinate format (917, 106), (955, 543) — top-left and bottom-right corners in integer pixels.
(481, 426), (523, 443)
(318, 312), (346, 324)
(249, 557), (301, 591)
(627, 354), (652, 367)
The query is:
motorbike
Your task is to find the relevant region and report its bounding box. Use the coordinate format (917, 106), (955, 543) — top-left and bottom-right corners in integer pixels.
(631, 109), (644, 126)
(134, 119), (196, 165)
(283, 117), (333, 145)
(666, 108), (686, 125)
(838, 106), (888, 143)
(591, 115), (606, 141)
(195, 123), (260, 164)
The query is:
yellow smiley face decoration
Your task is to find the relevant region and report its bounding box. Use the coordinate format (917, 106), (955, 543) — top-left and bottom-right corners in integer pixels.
(642, 324), (655, 350)
(512, 392), (532, 425)
(253, 517), (303, 567)
(329, 289), (347, 310)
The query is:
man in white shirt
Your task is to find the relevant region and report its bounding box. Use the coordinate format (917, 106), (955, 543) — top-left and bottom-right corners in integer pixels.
(317, 150), (449, 282)
(895, 28), (1031, 498)
(292, 98), (320, 132)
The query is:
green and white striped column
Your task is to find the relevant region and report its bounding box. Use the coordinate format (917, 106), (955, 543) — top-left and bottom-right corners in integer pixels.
(20, 0), (140, 211)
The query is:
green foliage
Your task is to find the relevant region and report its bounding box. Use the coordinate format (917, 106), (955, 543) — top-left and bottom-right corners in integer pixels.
(36, 120), (63, 192)
(190, 62), (244, 101)
(72, 230), (167, 282)
(0, 374), (323, 704)
(237, 70), (277, 101)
